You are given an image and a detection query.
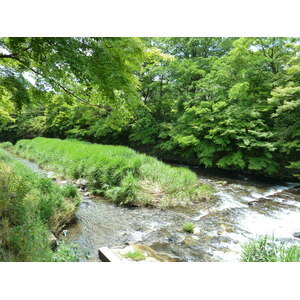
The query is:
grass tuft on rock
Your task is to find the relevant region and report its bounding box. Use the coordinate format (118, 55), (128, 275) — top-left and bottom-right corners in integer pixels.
(123, 251), (146, 261)
(183, 223), (195, 233)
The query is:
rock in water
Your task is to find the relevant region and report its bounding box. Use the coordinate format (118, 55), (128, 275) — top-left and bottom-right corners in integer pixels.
(293, 231), (300, 239)
(193, 227), (201, 234)
(48, 232), (57, 250)
(76, 178), (88, 187)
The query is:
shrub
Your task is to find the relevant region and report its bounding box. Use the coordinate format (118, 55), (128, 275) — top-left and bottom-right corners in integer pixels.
(52, 241), (89, 262)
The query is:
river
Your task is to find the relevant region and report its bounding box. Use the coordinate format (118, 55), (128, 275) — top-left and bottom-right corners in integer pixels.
(15, 155), (300, 262)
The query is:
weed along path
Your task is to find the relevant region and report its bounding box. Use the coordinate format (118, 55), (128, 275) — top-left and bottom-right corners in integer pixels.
(10, 148), (300, 262)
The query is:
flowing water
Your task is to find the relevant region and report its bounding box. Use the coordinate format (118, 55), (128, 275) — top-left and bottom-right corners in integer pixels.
(15, 155), (300, 262)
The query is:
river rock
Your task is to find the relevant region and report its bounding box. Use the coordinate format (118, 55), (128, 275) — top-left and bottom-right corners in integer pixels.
(183, 236), (200, 247)
(193, 227), (201, 234)
(46, 171), (56, 179)
(48, 232), (57, 250)
(76, 178), (88, 187)
(58, 180), (69, 185)
(217, 180), (228, 186)
(220, 223), (234, 233)
(293, 231), (300, 239)
(169, 232), (186, 244)
(143, 228), (172, 245)
(247, 198), (273, 207)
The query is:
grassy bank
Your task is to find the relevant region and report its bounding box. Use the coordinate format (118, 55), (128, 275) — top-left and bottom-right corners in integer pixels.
(0, 148), (80, 261)
(13, 137), (214, 207)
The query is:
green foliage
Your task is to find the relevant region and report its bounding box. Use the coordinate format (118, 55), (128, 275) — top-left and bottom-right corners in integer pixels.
(123, 251), (146, 261)
(0, 141), (13, 149)
(105, 173), (139, 206)
(134, 37), (299, 179)
(18, 116), (47, 139)
(62, 183), (79, 199)
(0, 70), (30, 122)
(183, 223), (195, 233)
(52, 241), (88, 262)
(1, 37), (299, 180)
(0, 37), (147, 127)
(13, 137), (213, 207)
(240, 235), (300, 262)
(0, 148), (80, 261)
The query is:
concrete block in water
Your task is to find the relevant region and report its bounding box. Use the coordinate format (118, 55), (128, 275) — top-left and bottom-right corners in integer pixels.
(98, 247), (121, 262)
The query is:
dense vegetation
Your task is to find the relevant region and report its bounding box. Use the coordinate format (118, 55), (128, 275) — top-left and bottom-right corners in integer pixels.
(0, 146), (80, 261)
(241, 235), (300, 262)
(12, 137), (213, 207)
(1, 37), (299, 262)
(0, 37), (299, 180)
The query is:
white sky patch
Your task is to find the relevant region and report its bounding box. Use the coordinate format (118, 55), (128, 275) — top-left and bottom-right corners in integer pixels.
(249, 45), (259, 52)
(0, 46), (10, 55)
(23, 71), (36, 85)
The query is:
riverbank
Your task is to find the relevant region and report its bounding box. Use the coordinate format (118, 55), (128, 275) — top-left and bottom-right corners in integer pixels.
(0, 148), (80, 261)
(12, 137), (214, 208)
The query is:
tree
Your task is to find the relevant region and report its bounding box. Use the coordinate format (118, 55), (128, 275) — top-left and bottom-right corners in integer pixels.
(0, 37), (146, 123)
(268, 43), (300, 178)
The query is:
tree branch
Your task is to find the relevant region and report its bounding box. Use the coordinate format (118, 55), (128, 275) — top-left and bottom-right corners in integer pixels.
(0, 54), (14, 59)
(1, 54), (111, 110)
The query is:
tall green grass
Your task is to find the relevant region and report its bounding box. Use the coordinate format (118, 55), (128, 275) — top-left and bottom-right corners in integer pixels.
(13, 137), (214, 207)
(240, 235), (300, 262)
(0, 148), (80, 261)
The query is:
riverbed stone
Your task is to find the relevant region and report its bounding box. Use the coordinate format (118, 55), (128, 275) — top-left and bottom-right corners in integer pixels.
(76, 178), (88, 187)
(48, 232), (57, 250)
(46, 171), (56, 179)
(247, 198), (274, 207)
(193, 227), (201, 234)
(183, 236), (200, 247)
(293, 231), (300, 239)
(220, 223), (234, 233)
(58, 179), (69, 185)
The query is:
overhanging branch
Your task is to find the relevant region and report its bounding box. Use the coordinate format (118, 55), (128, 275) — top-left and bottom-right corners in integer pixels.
(1, 54), (111, 110)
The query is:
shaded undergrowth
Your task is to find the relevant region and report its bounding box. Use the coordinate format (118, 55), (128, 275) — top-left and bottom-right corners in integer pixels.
(13, 137), (214, 207)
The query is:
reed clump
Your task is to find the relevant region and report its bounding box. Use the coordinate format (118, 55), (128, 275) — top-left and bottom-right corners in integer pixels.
(241, 235), (300, 262)
(14, 137), (214, 207)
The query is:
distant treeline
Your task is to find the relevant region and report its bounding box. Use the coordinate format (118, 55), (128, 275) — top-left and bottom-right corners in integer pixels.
(0, 37), (299, 180)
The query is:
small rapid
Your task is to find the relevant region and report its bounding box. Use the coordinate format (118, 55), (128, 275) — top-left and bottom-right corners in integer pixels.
(13, 153), (300, 262)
